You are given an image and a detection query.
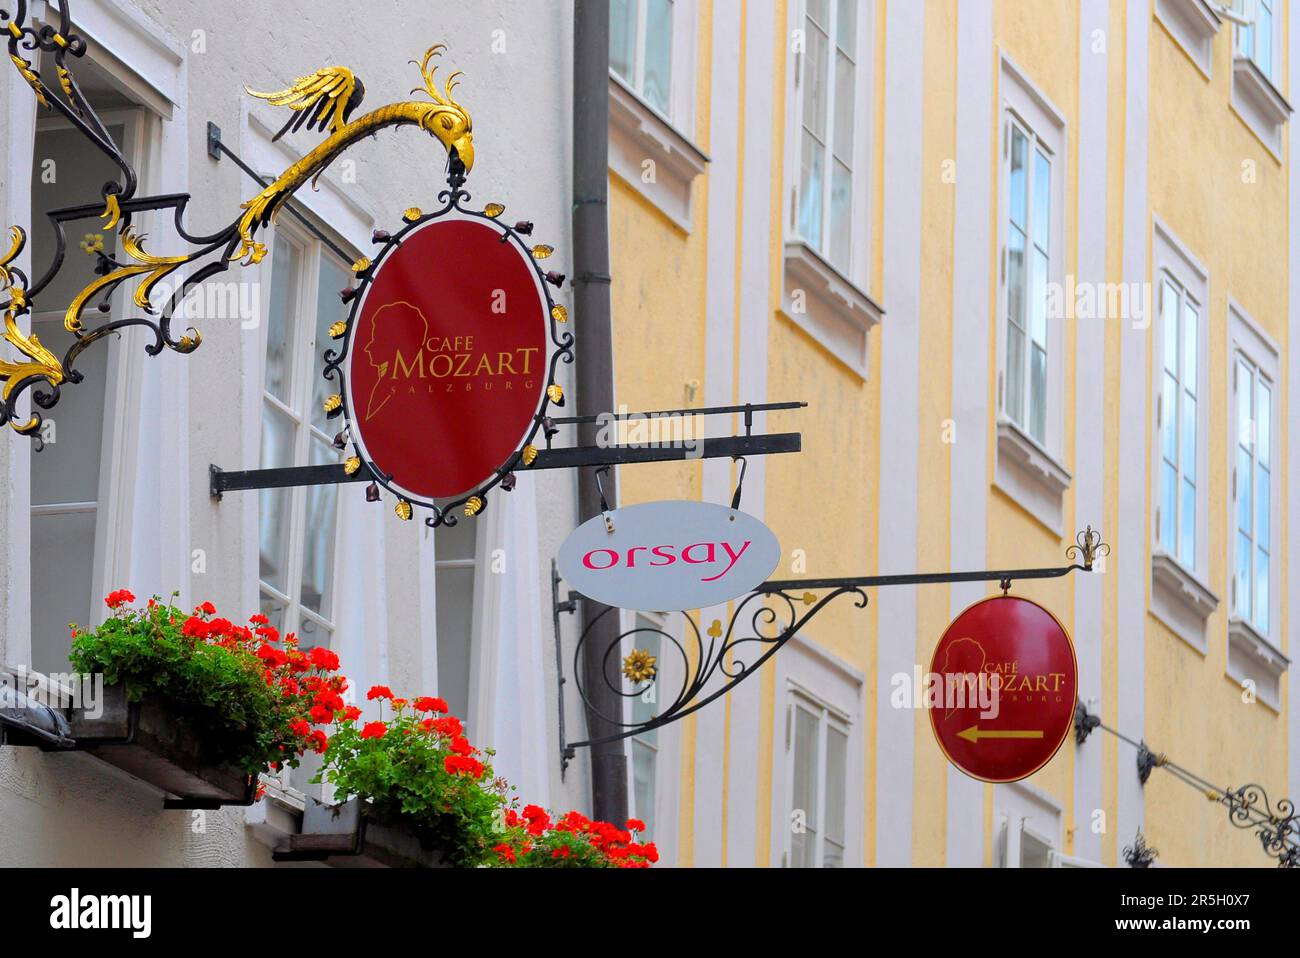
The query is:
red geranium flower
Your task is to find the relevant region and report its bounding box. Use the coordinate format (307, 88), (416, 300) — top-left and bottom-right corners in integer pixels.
(367, 685), (393, 701)
(414, 696), (448, 713)
(309, 704), (333, 724)
(360, 721), (387, 740)
(493, 844), (516, 864)
(104, 589), (135, 609)
(196, 601), (217, 616)
(181, 617), (210, 639)
(308, 729), (328, 753)
(308, 646), (340, 671)
(449, 735), (474, 757)
(342, 705), (363, 722)
(249, 613), (269, 625)
(626, 818), (646, 833)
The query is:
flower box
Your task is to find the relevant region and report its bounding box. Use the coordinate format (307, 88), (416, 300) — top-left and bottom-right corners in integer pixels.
(70, 683), (255, 807)
(274, 797), (446, 868)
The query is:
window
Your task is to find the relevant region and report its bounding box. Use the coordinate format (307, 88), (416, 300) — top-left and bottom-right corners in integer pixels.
(258, 224), (349, 654)
(29, 110), (144, 674)
(626, 613), (665, 841)
(433, 504), (478, 721)
(795, 0), (857, 271)
(1157, 274), (1200, 570)
(1232, 357), (1271, 633)
(1236, 0), (1276, 81)
(1003, 117), (1053, 446)
(784, 689), (849, 868)
(610, 0), (675, 116)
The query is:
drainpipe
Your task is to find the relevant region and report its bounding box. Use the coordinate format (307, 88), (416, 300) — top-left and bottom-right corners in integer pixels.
(571, 0), (628, 824)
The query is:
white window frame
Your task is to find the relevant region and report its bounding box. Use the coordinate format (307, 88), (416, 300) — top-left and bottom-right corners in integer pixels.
(256, 216), (350, 653)
(769, 634), (863, 868)
(1235, 0), (1280, 81)
(1228, 303), (1279, 638)
(994, 57), (1067, 462)
(1149, 219), (1218, 651)
(994, 782), (1075, 868)
(619, 609), (681, 855)
(779, 0), (880, 380)
(784, 0), (873, 279)
(609, 0), (696, 129)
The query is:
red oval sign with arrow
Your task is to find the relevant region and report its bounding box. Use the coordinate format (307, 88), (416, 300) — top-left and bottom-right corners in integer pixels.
(928, 594), (1077, 783)
(345, 215), (549, 501)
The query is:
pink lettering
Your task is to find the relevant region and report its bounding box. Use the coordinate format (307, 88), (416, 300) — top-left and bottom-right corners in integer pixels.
(701, 540), (752, 582)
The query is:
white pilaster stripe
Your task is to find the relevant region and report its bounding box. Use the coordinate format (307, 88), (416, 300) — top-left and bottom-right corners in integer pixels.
(1287, 0), (1300, 824)
(875, 0), (926, 867)
(1073, 0), (1109, 864)
(946, 0), (994, 868)
(1117, 0), (1150, 855)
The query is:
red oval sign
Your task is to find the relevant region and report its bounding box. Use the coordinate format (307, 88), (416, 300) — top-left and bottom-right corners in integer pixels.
(345, 216), (548, 501)
(928, 595), (1077, 783)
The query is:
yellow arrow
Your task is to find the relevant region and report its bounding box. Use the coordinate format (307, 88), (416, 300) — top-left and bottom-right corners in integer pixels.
(957, 726), (1044, 744)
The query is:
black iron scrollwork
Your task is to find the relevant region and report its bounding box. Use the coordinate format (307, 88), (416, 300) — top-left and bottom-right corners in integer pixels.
(1224, 784), (1299, 869)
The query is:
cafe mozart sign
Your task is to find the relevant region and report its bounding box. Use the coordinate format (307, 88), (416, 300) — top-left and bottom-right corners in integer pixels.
(343, 214), (552, 502)
(558, 500), (781, 612)
(928, 595), (1077, 783)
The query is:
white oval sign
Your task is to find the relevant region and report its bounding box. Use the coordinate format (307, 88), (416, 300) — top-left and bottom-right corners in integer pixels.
(557, 500), (781, 612)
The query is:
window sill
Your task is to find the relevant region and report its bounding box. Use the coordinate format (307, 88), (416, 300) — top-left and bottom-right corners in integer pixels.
(1154, 0), (1222, 78)
(993, 418), (1072, 534)
(1150, 552), (1219, 653)
(607, 73), (709, 232)
(779, 240), (883, 379)
(1226, 616), (1288, 712)
(1230, 55), (1292, 161)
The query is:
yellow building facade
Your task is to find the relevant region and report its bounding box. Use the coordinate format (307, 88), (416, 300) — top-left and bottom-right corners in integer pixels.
(605, 0), (1296, 867)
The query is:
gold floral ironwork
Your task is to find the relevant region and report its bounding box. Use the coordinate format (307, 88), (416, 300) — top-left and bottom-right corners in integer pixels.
(622, 648), (657, 684)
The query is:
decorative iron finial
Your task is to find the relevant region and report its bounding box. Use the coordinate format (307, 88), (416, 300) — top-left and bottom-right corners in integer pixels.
(1123, 829), (1158, 868)
(1067, 525), (1110, 570)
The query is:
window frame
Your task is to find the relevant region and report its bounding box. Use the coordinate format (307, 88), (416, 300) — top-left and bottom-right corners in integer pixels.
(785, 0), (873, 284)
(1235, 0), (1280, 82)
(1150, 221), (1211, 582)
(620, 609), (672, 846)
(1227, 302), (1280, 642)
(29, 107), (147, 670)
(994, 57), (1067, 463)
(609, 0), (697, 131)
(769, 634), (863, 869)
(256, 217), (351, 652)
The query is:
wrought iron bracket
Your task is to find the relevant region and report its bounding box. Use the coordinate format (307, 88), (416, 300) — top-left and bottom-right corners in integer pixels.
(1073, 700), (1100, 745)
(1123, 829), (1158, 868)
(554, 528), (1109, 758)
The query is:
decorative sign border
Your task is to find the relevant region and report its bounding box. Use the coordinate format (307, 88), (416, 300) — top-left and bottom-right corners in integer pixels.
(321, 179), (574, 528)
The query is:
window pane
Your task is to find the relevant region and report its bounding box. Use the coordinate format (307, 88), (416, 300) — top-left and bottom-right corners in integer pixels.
(259, 404), (295, 593)
(803, 21), (829, 141)
(643, 0), (673, 115)
(1257, 3), (1273, 78)
(830, 160), (851, 269)
(609, 0), (636, 82)
(1256, 379), (1270, 467)
(311, 257), (351, 434)
(298, 619), (331, 654)
(1009, 127), (1027, 229)
(629, 629), (662, 729)
(790, 707), (819, 867)
(31, 511), (97, 674)
(631, 738), (657, 839)
(1006, 323), (1024, 426)
(1021, 831), (1052, 869)
(1237, 447), (1252, 535)
(1162, 281), (1179, 374)
(265, 239), (299, 404)
(1179, 477), (1195, 567)
(799, 132), (825, 248)
(1161, 373), (1177, 465)
(835, 0), (855, 53)
(1235, 531), (1252, 618)
(1007, 226), (1026, 330)
(1255, 464), (1269, 552)
(299, 437), (339, 619)
(259, 592), (287, 635)
(1255, 548), (1269, 632)
(1032, 149), (1050, 252)
(1180, 392), (1196, 481)
(833, 50), (854, 164)
(434, 504), (477, 720)
(29, 320), (106, 505)
(1161, 462), (1177, 554)
(1030, 248), (1048, 348)
(823, 726), (847, 868)
(1237, 360), (1253, 451)
(1030, 345), (1047, 444)
(1181, 302), (1197, 396)
(807, 0), (829, 28)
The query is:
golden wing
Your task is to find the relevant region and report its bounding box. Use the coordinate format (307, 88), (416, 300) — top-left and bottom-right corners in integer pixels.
(245, 66), (365, 141)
